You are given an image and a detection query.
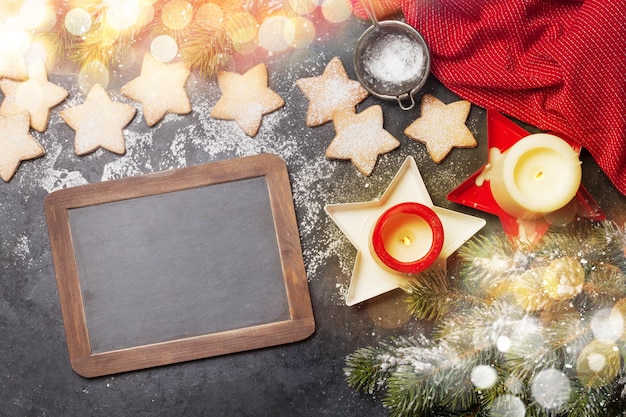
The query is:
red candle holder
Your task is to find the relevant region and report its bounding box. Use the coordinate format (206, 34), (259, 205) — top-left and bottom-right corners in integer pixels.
(371, 202), (444, 274)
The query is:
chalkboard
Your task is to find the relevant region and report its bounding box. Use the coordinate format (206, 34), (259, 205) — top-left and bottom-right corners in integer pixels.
(45, 154), (315, 378)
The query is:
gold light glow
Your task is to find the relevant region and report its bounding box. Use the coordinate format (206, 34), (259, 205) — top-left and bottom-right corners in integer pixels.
(78, 59), (109, 93)
(136, 0), (155, 28)
(288, 0), (318, 15)
(162, 0), (193, 30)
(0, 27), (31, 79)
(104, 0), (141, 31)
(64, 7), (92, 35)
(18, 0), (50, 30)
(151, 34), (178, 62)
(115, 45), (138, 70)
(258, 15), (294, 53)
(196, 3), (223, 30)
(225, 11), (258, 51)
(321, 0), (352, 23)
(291, 16), (315, 49)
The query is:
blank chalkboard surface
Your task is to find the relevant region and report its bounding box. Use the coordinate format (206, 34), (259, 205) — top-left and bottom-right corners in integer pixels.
(45, 154), (314, 378)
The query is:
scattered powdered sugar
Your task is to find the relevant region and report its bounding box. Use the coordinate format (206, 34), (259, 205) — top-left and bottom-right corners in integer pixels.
(101, 128), (154, 180)
(41, 169), (89, 193)
(2, 57), (428, 307)
(14, 234), (30, 263)
(189, 96), (359, 292)
(39, 142), (89, 193)
(362, 33), (426, 87)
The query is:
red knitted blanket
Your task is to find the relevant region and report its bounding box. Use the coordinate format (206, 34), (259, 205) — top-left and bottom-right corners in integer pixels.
(353, 0), (626, 195)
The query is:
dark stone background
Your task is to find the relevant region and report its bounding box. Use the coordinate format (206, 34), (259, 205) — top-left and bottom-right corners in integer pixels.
(1, 14), (625, 417)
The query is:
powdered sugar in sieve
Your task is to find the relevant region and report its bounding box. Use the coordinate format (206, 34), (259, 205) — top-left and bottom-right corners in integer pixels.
(354, 21), (430, 110)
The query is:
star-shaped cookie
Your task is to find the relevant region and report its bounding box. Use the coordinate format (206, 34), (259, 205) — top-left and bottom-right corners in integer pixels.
(404, 94), (477, 163)
(121, 53), (191, 126)
(296, 56), (369, 127)
(210, 63), (284, 137)
(61, 84), (136, 156)
(0, 60), (68, 132)
(0, 112), (45, 181)
(325, 105), (400, 176)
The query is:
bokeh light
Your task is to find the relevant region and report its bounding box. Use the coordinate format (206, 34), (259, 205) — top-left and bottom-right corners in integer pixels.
(288, 0), (318, 15)
(470, 365), (497, 389)
(18, 0), (50, 30)
(531, 368), (570, 410)
(115, 45), (138, 70)
(225, 12), (258, 54)
(291, 16), (315, 49)
(105, 0), (141, 31)
(496, 335), (511, 352)
(0, 28), (31, 79)
(225, 12), (257, 44)
(609, 297), (626, 340)
(591, 307), (621, 341)
(258, 16), (295, 53)
(78, 60), (109, 94)
(321, 0), (352, 23)
(151, 34), (178, 62)
(542, 256), (584, 301)
(196, 3), (223, 30)
(136, 0), (155, 27)
(25, 37), (52, 68)
(490, 395), (526, 417)
(576, 339), (620, 387)
(65, 7), (92, 36)
(162, 0), (193, 30)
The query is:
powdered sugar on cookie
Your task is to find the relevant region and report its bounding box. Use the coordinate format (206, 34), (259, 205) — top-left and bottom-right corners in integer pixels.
(61, 84), (136, 156)
(0, 60), (68, 132)
(121, 53), (191, 127)
(210, 63), (284, 137)
(296, 57), (368, 127)
(0, 112), (45, 181)
(326, 105), (400, 176)
(404, 94), (476, 163)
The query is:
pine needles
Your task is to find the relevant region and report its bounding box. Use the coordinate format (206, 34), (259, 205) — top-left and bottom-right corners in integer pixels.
(346, 221), (626, 417)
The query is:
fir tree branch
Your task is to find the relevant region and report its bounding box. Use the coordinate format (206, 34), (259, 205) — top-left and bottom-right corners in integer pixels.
(563, 381), (619, 417)
(346, 222), (626, 417)
(457, 234), (533, 298)
(535, 221), (626, 274)
(581, 262), (626, 309)
(179, 27), (232, 76)
(345, 336), (431, 395)
(503, 311), (591, 381)
(404, 268), (483, 322)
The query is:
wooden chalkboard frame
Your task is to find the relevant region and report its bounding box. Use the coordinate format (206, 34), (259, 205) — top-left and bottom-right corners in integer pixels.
(45, 153), (315, 378)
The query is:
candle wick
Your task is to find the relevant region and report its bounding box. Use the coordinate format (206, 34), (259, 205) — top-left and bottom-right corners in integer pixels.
(400, 235), (414, 247)
(535, 170), (544, 181)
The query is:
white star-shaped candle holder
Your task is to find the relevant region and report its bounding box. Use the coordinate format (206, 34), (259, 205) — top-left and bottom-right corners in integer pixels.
(325, 156), (486, 306)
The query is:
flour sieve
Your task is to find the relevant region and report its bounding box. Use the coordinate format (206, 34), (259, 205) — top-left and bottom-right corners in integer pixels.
(354, 19), (431, 110)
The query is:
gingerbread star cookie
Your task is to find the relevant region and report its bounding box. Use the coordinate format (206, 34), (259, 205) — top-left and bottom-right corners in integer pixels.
(121, 53), (191, 126)
(210, 63), (284, 137)
(0, 60), (68, 132)
(326, 105), (400, 176)
(404, 94), (477, 163)
(296, 57), (369, 127)
(61, 84), (136, 156)
(0, 112), (45, 181)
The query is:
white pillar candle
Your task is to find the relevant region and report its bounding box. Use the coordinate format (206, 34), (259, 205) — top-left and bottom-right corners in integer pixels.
(488, 133), (582, 220)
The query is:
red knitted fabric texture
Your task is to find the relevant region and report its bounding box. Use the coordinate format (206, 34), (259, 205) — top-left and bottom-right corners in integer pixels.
(354, 0), (626, 195)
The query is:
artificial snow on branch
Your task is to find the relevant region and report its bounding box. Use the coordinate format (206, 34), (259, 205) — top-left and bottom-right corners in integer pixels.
(346, 221), (626, 417)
